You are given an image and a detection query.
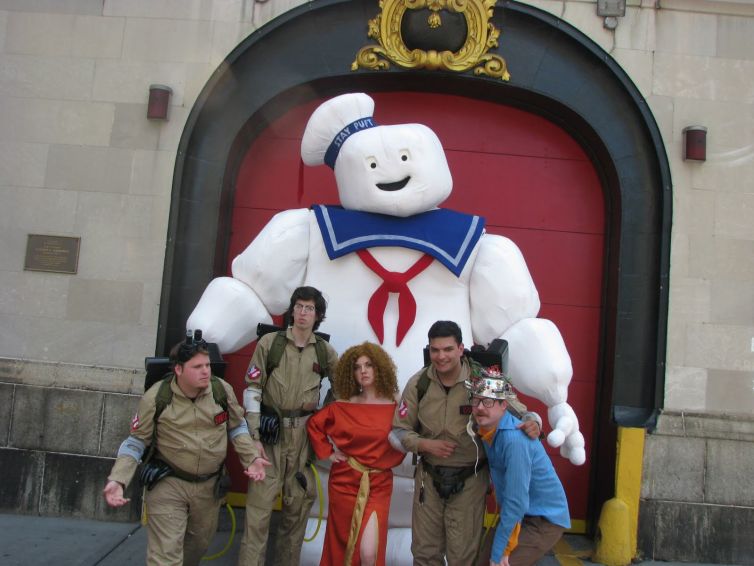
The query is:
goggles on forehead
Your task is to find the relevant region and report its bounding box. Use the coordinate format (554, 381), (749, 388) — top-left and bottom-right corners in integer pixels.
(176, 329), (208, 363)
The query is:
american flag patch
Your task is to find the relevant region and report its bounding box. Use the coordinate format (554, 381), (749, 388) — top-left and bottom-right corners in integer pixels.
(131, 413), (140, 431)
(398, 400), (408, 418)
(246, 365), (261, 381)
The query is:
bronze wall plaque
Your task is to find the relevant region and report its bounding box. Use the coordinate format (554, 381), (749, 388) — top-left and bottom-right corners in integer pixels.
(24, 234), (80, 274)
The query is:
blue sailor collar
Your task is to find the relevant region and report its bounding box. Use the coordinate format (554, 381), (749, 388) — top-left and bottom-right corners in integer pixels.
(312, 204), (485, 277)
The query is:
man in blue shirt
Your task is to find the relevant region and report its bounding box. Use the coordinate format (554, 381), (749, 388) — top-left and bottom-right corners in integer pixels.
(466, 368), (570, 566)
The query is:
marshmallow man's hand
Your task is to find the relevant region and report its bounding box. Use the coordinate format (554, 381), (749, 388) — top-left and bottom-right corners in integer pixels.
(547, 402), (586, 465)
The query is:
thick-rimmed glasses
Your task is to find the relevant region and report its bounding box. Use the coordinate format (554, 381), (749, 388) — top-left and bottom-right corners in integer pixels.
(470, 396), (499, 408)
(293, 303), (316, 314)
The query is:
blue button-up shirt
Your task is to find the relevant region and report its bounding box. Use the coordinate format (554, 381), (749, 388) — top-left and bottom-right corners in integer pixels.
(484, 411), (571, 562)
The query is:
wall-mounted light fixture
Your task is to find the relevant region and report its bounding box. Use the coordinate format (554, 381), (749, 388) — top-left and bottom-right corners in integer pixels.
(597, 0), (626, 29)
(147, 84), (172, 120)
(683, 126), (707, 162)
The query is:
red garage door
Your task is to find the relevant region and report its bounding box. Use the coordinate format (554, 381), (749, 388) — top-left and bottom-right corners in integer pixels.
(222, 92), (604, 529)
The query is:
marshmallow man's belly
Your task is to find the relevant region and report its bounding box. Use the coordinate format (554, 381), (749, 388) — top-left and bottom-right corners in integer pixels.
(305, 220), (478, 384)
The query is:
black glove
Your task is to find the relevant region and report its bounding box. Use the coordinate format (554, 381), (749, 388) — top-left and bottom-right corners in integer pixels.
(259, 413), (280, 445)
(138, 459), (173, 490)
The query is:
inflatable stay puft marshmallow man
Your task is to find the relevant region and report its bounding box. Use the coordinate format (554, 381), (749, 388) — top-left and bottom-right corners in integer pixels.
(188, 92), (586, 563)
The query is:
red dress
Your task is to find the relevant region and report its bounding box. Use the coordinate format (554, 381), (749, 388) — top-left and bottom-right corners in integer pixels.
(307, 401), (406, 566)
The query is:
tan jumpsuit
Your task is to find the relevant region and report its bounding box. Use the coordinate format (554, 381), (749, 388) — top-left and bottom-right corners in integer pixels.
(238, 329), (338, 566)
(392, 360), (490, 566)
(108, 376), (260, 566)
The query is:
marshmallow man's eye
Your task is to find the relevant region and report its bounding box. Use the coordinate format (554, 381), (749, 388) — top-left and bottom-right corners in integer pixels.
(399, 150), (410, 162)
(366, 156), (378, 169)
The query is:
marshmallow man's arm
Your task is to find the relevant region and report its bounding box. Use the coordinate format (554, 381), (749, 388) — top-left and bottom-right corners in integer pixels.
(469, 234), (541, 345)
(469, 235), (585, 465)
(502, 318), (585, 465)
(186, 208), (311, 353)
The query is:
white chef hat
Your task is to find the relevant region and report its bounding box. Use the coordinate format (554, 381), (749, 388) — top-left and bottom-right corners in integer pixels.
(301, 93), (378, 169)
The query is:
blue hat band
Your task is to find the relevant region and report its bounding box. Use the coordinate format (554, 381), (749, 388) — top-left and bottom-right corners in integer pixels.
(323, 117), (378, 169)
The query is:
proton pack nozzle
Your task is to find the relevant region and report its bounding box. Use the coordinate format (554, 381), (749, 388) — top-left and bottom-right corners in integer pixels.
(175, 329), (208, 363)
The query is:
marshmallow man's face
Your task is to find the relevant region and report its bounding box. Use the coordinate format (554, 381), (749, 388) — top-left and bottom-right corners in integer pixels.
(333, 123), (452, 217)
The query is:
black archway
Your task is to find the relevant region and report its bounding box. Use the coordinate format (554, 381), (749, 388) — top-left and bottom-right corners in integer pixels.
(158, 0), (671, 524)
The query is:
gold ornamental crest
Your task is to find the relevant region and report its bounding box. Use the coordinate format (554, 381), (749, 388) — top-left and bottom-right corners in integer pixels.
(352, 0), (510, 81)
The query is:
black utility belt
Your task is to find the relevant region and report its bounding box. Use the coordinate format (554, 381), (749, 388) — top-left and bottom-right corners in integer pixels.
(139, 458), (221, 491)
(162, 459), (221, 483)
(422, 460), (487, 500)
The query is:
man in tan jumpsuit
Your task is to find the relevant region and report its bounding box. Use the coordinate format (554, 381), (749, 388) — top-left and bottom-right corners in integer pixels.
(103, 333), (270, 566)
(390, 320), (540, 566)
(238, 286), (339, 566)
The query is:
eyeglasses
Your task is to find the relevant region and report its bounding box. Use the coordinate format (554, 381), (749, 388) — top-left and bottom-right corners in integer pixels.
(470, 397), (499, 408)
(293, 303), (316, 314)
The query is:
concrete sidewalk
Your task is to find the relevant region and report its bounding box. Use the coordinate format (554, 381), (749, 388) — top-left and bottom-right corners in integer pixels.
(0, 511), (730, 566)
(0, 511), (245, 566)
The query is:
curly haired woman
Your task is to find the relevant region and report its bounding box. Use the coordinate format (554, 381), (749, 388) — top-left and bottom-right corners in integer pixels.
(307, 342), (406, 566)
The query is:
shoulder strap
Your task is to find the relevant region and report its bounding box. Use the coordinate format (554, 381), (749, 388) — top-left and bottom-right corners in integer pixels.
(265, 331), (288, 377)
(416, 366), (431, 404)
(144, 377), (173, 463)
(154, 377), (173, 423)
(313, 335), (329, 379)
(412, 367), (432, 465)
(210, 376), (228, 411)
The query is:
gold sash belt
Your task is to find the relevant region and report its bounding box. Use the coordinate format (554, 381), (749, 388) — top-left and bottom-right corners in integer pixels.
(344, 456), (386, 566)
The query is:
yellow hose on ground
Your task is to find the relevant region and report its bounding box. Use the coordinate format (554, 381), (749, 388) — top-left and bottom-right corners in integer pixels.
(202, 503), (236, 561)
(202, 463), (323, 559)
(304, 462), (324, 542)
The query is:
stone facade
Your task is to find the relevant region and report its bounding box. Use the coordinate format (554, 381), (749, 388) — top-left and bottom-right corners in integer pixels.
(0, 0), (752, 562)
(0, 357), (141, 521)
(640, 412), (754, 563)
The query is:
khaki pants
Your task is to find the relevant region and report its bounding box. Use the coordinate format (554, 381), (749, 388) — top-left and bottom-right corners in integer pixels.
(144, 476), (220, 566)
(238, 424), (316, 566)
(411, 461), (490, 566)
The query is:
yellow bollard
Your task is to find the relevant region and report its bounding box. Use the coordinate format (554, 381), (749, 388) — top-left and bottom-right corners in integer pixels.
(592, 497), (632, 565)
(593, 427), (645, 565)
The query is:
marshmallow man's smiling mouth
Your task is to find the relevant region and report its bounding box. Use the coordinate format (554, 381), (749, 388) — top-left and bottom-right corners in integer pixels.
(376, 176), (411, 191)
